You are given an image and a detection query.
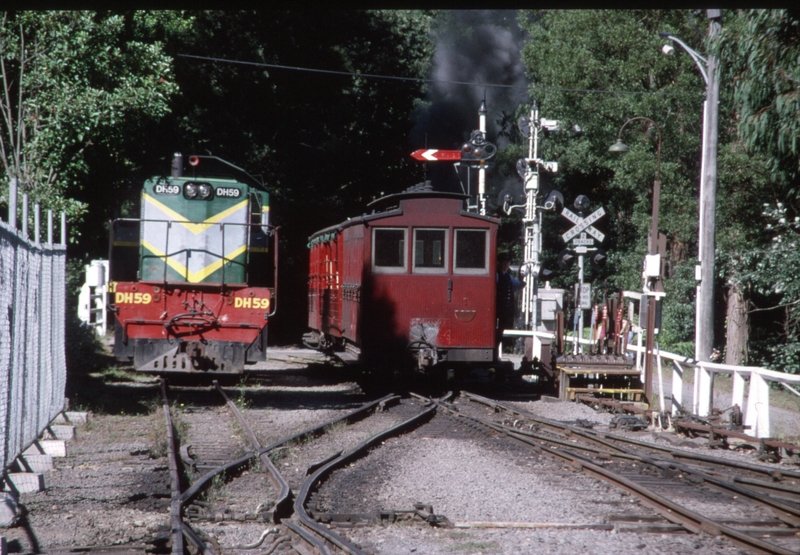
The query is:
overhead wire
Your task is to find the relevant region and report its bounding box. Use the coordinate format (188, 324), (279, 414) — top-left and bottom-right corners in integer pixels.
(177, 53), (703, 98)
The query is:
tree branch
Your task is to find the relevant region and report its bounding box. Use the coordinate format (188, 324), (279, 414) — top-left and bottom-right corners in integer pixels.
(747, 297), (800, 314)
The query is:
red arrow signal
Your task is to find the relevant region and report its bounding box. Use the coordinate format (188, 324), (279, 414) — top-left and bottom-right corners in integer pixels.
(411, 149), (462, 162)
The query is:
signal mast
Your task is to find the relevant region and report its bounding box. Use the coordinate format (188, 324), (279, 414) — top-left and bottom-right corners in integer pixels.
(503, 101), (561, 347)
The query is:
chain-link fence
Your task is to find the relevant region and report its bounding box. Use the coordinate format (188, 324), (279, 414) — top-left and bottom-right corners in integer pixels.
(0, 185), (67, 474)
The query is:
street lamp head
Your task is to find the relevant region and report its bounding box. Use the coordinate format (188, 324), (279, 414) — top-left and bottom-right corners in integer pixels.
(661, 44), (675, 56)
(608, 139), (630, 153)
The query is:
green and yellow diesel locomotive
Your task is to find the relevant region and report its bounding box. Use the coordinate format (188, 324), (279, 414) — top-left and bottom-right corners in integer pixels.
(109, 154), (277, 373)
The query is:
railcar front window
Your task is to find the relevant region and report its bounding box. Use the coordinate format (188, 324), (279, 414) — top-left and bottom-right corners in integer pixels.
(454, 229), (488, 274)
(373, 228), (407, 273)
(413, 229), (447, 274)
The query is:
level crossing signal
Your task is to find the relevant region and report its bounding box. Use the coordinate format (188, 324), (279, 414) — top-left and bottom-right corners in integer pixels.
(558, 195), (607, 270)
(557, 249), (576, 270)
(590, 250), (607, 267)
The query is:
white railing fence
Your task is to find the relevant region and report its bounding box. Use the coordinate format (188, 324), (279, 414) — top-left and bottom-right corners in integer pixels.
(509, 326), (800, 439)
(1, 178), (68, 474)
(607, 340), (799, 439)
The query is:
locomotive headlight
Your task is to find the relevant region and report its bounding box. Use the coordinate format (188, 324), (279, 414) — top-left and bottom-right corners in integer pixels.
(185, 183), (198, 198)
(198, 184), (212, 199)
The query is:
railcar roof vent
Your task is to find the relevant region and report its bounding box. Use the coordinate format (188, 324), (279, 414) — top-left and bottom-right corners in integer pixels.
(367, 181), (466, 210)
(406, 180), (433, 193)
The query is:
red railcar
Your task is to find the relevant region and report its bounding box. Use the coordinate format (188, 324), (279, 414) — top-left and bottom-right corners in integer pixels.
(305, 183), (507, 376)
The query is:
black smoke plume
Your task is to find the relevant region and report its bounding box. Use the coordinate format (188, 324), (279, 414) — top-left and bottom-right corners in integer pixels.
(411, 10), (529, 194)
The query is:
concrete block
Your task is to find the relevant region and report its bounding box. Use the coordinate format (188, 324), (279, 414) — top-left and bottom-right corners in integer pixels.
(52, 412), (89, 425)
(1, 534), (7, 555)
(16, 455), (53, 473)
(21, 443), (43, 456)
(24, 440), (66, 458)
(4, 473), (45, 494)
(47, 425), (75, 440)
(0, 492), (19, 527)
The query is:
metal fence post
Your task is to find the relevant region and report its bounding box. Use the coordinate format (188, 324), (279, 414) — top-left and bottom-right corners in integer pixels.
(8, 178), (17, 230)
(34, 204), (40, 245)
(22, 194), (28, 240)
(671, 361), (683, 416)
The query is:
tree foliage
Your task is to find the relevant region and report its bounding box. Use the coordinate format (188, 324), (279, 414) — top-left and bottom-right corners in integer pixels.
(716, 9), (800, 185)
(517, 10), (709, 346)
(713, 10), (800, 371)
(0, 11), (189, 226)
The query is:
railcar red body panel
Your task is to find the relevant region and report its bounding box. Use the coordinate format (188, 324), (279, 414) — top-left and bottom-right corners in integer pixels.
(306, 188), (500, 371)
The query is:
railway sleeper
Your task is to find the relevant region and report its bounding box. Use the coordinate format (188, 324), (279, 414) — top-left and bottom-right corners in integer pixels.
(184, 500), (274, 523)
(312, 504), (453, 529)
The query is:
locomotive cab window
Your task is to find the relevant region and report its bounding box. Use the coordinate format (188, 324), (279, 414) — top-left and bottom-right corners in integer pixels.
(373, 228), (407, 273)
(413, 228), (448, 274)
(454, 229), (489, 274)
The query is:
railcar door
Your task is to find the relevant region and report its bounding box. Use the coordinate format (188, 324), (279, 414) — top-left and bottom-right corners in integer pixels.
(341, 225), (364, 344)
(404, 225), (495, 357)
(443, 227), (495, 354)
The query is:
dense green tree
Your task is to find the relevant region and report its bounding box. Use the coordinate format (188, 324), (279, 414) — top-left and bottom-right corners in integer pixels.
(518, 9), (710, 353)
(713, 9), (800, 371)
(716, 9), (800, 186)
(0, 11), (191, 232)
(167, 10), (435, 340)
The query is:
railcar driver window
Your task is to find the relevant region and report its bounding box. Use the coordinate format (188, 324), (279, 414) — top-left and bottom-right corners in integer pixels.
(454, 229), (488, 274)
(373, 228), (406, 272)
(413, 229), (447, 273)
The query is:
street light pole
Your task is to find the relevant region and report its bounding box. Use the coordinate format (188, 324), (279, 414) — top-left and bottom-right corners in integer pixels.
(610, 117), (664, 406)
(660, 11), (721, 373)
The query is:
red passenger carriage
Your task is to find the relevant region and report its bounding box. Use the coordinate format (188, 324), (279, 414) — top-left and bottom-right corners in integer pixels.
(305, 183), (509, 378)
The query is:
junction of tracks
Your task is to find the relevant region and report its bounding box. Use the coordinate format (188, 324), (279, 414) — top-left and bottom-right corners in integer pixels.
(2, 349), (799, 555)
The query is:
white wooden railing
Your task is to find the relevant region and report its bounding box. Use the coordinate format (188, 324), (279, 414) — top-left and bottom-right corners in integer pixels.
(637, 344), (800, 439)
(503, 329), (800, 439)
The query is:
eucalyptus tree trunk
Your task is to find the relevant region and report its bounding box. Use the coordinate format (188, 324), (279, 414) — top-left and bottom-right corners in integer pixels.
(724, 282), (748, 366)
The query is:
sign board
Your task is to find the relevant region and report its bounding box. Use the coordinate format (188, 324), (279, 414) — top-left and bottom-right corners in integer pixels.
(561, 207), (606, 243)
(411, 149), (462, 162)
(572, 232), (594, 246)
(578, 283), (592, 310)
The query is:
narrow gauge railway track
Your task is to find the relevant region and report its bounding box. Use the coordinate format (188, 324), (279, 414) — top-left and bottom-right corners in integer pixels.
(450, 391), (800, 555)
(156, 379), (439, 555)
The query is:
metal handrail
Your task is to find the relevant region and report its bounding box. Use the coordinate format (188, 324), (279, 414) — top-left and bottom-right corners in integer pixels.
(111, 217), (277, 287)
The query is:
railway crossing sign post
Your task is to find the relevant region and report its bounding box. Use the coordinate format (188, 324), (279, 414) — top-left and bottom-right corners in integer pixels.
(559, 195), (606, 353)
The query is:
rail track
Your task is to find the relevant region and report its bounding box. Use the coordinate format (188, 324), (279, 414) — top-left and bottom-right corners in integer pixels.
(6, 358), (798, 555)
(453, 391), (800, 554)
(156, 378), (442, 555)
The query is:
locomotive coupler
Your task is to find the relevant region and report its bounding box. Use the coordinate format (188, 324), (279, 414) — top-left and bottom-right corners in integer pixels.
(417, 347), (438, 368)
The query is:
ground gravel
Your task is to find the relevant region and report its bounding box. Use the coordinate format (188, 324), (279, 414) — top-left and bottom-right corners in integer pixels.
(1, 348), (795, 555)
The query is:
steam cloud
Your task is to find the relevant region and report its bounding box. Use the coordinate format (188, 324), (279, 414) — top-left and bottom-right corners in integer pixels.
(411, 10), (530, 193)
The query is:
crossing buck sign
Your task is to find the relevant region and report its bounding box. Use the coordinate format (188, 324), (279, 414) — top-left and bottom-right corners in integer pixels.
(561, 207), (606, 245)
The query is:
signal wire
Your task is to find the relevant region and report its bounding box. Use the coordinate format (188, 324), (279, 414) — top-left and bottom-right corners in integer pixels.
(177, 53), (703, 98)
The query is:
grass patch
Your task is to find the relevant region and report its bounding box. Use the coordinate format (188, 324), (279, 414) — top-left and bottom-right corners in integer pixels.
(202, 471), (228, 502)
(323, 420), (347, 435)
(449, 540), (501, 553)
